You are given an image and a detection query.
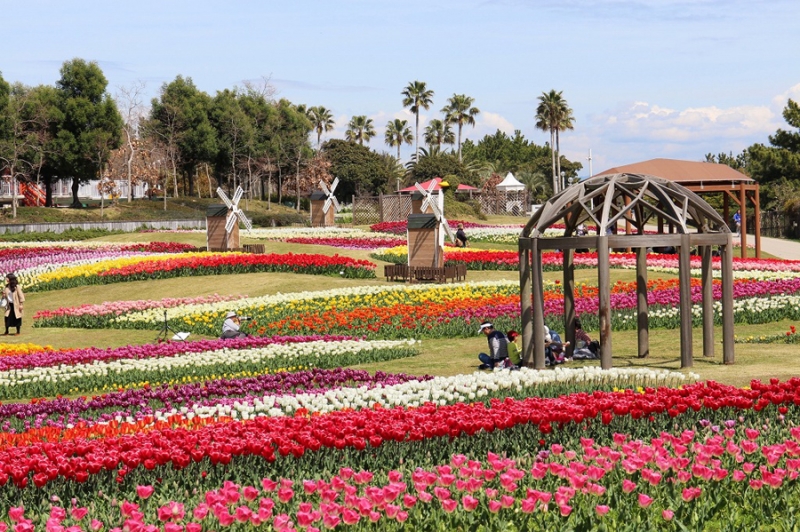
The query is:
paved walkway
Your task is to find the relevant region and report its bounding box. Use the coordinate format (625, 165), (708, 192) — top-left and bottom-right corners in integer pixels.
(743, 235), (800, 260)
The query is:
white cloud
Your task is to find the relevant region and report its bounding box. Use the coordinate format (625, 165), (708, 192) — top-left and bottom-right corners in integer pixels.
(594, 101), (779, 144)
(478, 112), (515, 135)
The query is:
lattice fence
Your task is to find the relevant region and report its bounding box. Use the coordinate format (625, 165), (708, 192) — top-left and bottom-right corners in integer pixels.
(353, 194), (414, 225)
(479, 191), (530, 216)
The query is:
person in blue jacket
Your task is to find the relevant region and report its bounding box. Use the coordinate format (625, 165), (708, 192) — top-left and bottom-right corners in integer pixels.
(477, 322), (509, 369)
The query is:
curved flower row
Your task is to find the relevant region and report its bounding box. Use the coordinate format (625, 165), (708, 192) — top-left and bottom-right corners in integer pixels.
(0, 378), (792, 490)
(0, 339), (419, 400)
(32, 293), (248, 328)
(11, 425), (794, 531)
(26, 251), (376, 291)
(374, 247), (800, 277)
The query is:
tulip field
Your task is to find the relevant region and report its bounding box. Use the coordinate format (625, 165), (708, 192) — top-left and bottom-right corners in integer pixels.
(2, 226), (800, 530)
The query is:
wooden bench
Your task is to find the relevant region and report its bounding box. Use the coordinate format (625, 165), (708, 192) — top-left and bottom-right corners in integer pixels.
(242, 244), (266, 254)
(384, 264), (466, 283)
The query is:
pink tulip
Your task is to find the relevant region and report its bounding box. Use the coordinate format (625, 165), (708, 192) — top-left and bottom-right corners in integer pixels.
(488, 500), (503, 513)
(622, 479), (637, 493)
(638, 494), (654, 508)
(441, 499), (458, 513)
(462, 495), (479, 512)
(136, 485), (154, 500)
(90, 520), (103, 531)
(521, 498), (537, 513)
(662, 509), (675, 521)
(341, 509), (360, 525)
(596, 505), (610, 516)
(70, 508), (88, 522)
(185, 524), (202, 532)
(9, 508), (24, 523)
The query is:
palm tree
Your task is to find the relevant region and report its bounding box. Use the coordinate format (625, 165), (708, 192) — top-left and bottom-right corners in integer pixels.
(384, 118), (413, 159)
(308, 106), (335, 148)
(345, 115), (376, 146)
(441, 94), (480, 163)
(401, 81), (434, 162)
(535, 90), (573, 194)
(423, 119), (455, 150)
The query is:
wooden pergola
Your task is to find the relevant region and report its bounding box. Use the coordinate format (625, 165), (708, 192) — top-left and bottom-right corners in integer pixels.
(596, 158), (760, 258)
(518, 173), (736, 370)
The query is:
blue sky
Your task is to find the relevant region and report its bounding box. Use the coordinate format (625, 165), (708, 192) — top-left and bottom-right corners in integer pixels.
(3, 0), (799, 175)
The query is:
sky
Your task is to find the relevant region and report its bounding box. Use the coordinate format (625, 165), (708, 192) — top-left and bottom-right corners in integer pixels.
(3, 0), (799, 176)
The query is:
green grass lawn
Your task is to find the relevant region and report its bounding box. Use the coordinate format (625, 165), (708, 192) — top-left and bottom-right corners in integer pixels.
(3, 229), (796, 391)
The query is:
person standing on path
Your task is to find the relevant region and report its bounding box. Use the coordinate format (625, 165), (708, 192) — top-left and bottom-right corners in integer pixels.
(3, 273), (24, 336)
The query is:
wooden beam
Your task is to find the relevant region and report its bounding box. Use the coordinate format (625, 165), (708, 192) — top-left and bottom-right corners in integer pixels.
(679, 233), (693, 368)
(597, 236), (612, 369)
(721, 235), (735, 365)
(754, 186), (761, 259)
(532, 239), (547, 369)
(564, 249), (575, 358)
(636, 246), (649, 358)
(519, 238), (534, 367)
(701, 245), (715, 358)
(739, 182), (747, 259)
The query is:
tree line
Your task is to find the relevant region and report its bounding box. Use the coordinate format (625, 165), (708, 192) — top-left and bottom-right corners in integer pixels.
(705, 99), (800, 214)
(0, 59), (581, 214)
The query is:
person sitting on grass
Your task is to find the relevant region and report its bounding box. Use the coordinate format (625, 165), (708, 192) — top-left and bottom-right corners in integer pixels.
(572, 318), (600, 360)
(478, 322), (508, 370)
(505, 330), (521, 369)
(544, 325), (570, 365)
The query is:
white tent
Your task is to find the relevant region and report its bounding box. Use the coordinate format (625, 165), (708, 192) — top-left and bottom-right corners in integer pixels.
(496, 172), (525, 192)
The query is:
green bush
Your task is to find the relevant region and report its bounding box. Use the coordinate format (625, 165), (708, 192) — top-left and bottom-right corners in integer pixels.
(250, 212), (309, 227)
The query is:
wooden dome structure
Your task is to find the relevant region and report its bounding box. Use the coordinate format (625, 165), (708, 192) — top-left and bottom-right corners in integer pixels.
(518, 173), (736, 370)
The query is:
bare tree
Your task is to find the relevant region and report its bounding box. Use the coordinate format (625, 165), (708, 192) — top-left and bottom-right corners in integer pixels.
(115, 81), (148, 202)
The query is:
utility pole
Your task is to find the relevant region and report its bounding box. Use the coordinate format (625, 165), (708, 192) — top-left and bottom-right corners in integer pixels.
(586, 149), (593, 178)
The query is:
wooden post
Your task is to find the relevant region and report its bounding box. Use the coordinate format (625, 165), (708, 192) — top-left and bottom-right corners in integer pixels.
(519, 239), (534, 367)
(754, 186), (761, 259)
(739, 182), (747, 258)
(679, 233), (693, 368)
(597, 236), (612, 369)
(721, 234), (735, 364)
(563, 249), (575, 358)
(723, 193), (730, 231)
(701, 244), (715, 358)
(636, 246), (649, 358)
(531, 239), (546, 369)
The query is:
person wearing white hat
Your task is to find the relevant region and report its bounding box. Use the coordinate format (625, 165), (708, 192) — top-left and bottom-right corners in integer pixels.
(477, 322), (509, 370)
(220, 310), (248, 340)
(544, 325), (570, 365)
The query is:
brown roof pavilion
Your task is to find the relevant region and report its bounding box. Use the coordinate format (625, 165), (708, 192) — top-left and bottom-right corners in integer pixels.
(595, 158), (760, 258)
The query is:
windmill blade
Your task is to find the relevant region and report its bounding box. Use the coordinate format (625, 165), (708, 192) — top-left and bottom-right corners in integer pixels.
(414, 182), (427, 195)
(331, 196), (341, 212)
(320, 181), (331, 197)
(217, 187), (233, 208)
(323, 197), (332, 213)
(440, 215), (457, 243)
(426, 180), (438, 194)
(330, 177), (339, 193)
(225, 213), (237, 233)
(429, 198), (443, 220)
(420, 195), (432, 213)
(236, 209), (253, 231)
(232, 186), (244, 206)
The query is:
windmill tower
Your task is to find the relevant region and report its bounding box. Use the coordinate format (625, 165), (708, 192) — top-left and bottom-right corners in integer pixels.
(207, 186), (253, 251)
(407, 181), (455, 268)
(310, 178), (341, 227)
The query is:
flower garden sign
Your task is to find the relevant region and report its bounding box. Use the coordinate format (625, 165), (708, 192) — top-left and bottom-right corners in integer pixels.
(518, 173), (736, 370)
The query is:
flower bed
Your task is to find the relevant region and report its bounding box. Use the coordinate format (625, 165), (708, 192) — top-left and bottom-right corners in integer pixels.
(26, 251), (376, 291)
(3, 377), (800, 530)
(0, 338), (418, 400)
(67, 277), (800, 338)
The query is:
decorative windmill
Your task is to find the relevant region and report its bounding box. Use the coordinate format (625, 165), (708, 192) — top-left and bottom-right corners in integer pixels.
(206, 186), (253, 251)
(407, 181), (455, 268)
(310, 178), (341, 227)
